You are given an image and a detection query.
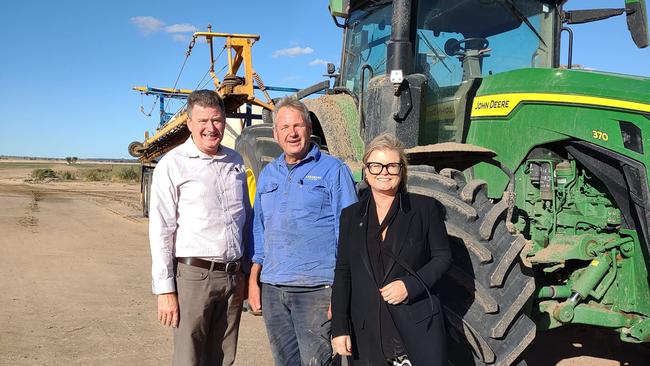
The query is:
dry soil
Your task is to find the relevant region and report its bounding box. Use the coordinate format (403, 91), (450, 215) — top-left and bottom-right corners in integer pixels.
(0, 163), (648, 365)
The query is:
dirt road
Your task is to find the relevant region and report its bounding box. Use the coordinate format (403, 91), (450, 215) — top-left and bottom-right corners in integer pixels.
(0, 164), (648, 365)
(0, 167), (272, 366)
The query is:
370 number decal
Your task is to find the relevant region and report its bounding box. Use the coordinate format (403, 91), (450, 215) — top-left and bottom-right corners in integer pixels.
(592, 130), (609, 142)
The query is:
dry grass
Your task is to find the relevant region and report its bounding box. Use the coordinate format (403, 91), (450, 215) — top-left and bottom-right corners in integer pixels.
(0, 161), (141, 183)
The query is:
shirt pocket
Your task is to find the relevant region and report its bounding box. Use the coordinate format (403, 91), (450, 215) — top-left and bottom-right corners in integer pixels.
(295, 182), (328, 221)
(259, 183), (279, 221)
(221, 170), (246, 225)
(227, 170), (247, 203)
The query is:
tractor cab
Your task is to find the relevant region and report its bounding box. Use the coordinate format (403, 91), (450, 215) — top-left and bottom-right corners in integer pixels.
(332, 0), (648, 146)
(336, 0), (558, 145)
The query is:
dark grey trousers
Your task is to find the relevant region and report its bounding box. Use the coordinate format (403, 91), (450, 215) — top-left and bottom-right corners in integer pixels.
(173, 262), (244, 366)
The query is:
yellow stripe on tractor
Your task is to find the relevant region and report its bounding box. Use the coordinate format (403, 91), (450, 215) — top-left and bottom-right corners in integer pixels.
(471, 93), (650, 118)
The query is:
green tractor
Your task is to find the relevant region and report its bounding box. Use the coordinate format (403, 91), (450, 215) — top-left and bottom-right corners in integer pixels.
(235, 0), (650, 364)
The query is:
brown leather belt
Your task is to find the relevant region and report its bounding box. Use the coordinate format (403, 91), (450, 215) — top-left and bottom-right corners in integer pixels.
(177, 257), (241, 273)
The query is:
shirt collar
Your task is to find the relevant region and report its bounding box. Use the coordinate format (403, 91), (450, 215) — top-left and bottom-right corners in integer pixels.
(277, 143), (320, 168)
(180, 137), (224, 159)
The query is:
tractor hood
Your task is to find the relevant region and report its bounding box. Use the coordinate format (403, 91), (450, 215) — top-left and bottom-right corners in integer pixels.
(475, 68), (650, 109)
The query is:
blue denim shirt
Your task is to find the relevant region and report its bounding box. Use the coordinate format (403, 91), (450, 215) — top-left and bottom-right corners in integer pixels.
(252, 144), (358, 286)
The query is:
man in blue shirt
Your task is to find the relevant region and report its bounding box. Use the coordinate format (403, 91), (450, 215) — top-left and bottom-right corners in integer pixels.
(248, 97), (357, 365)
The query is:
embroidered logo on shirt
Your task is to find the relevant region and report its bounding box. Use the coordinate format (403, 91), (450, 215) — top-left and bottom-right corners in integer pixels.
(304, 175), (322, 181)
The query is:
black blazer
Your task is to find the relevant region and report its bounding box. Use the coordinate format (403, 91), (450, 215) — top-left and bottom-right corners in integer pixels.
(331, 191), (452, 366)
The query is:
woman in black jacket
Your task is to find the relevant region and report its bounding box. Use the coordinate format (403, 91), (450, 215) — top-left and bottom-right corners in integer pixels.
(331, 133), (452, 366)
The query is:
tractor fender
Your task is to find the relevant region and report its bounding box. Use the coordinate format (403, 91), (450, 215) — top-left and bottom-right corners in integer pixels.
(406, 142), (498, 172)
(303, 94), (364, 162)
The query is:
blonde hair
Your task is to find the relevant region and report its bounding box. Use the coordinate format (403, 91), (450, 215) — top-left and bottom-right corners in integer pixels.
(363, 133), (408, 189)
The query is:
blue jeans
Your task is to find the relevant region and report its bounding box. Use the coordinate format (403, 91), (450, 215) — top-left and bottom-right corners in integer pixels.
(262, 284), (332, 366)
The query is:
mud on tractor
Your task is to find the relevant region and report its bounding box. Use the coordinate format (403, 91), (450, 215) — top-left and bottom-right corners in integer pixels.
(235, 0), (650, 364)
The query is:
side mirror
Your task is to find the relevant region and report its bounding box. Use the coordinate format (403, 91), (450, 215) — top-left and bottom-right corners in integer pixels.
(626, 0), (649, 48)
(327, 63), (336, 75)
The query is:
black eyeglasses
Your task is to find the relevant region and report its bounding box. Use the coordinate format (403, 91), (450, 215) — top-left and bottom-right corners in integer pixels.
(365, 162), (403, 175)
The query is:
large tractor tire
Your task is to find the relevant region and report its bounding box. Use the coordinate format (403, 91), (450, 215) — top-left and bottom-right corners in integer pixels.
(407, 166), (536, 366)
(234, 124), (283, 204)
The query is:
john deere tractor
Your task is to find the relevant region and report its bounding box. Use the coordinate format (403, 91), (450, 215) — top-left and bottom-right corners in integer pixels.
(235, 0), (650, 364)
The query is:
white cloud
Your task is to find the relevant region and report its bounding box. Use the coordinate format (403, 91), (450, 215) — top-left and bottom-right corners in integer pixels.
(130, 17), (197, 41)
(164, 23), (198, 33)
(130, 16), (165, 35)
(273, 46), (314, 58)
(309, 59), (329, 66)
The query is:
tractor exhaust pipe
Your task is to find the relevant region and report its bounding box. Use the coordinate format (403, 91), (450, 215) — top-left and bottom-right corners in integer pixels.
(363, 0), (425, 148)
(387, 0), (413, 76)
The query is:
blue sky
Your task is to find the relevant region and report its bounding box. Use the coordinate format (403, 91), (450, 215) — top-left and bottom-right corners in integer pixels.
(0, 0), (648, 159)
